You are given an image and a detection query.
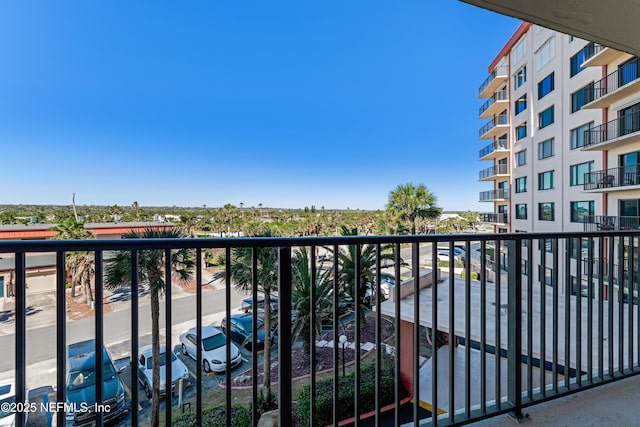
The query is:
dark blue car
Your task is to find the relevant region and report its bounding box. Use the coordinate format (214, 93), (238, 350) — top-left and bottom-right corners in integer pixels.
(221, 314), (269, 351)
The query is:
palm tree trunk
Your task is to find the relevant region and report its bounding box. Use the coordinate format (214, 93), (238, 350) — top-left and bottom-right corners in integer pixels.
(151, 292), (161, 427)
(84, 271), (94, 307)
(263, 288), (272, 402)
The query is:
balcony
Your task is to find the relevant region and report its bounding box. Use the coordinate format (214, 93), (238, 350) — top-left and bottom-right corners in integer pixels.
(478, 65), (509, 98)
(582, 44), (628, 68)
(583, 163), (640, 192)
(479, 212), (509, 224)
(479, 188), (509, 201)
(582, 110), (640, 151)
(479, 163), (509, 181)
(479, 89), (509, 119)
(583, 215), (640, 231)
(479, 113), (509, 140)
(479, 138), (509, 161)
(3, 232), (640, 426)
(582, 57), (640, 109)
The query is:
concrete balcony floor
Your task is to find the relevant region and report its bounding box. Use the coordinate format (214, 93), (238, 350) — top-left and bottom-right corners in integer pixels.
(474, 374), (640, 426)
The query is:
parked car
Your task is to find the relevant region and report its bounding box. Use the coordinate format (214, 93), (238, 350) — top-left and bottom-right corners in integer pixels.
(65, 339), (126, 426)
(0, 381), (28, 427)
(377, 273), (396, 299)
(240, 295), (278, 313)
(138, 345), (190, 398)
(221, 314), (270, 351)
(179, 326), (243, 373)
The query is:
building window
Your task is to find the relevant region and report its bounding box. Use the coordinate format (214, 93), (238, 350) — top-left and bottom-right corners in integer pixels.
(537, 72), (555, 99)
(569, 35), (575, 43)
(538, 138), (555, 159)
(538, 170), (554, 190)
(516, 123), (527, 140)
(515, 94), (527, 115)
(513, 38), (527, 64)
(514, 66), (527, 89)
(571, 83), (594, 113)
(570, 201), (595, 222)
(538, 106), (555, 129)
(570, 161), (594, 186)
(539, 202), (555, 221)
(515, 177), (527, 193)
(570, 122), (594, 149)
(516, 150), (526, 166)
(535, 37), (555, 70)
(516, 204), (527, 219)
(570, 44), (592, 77)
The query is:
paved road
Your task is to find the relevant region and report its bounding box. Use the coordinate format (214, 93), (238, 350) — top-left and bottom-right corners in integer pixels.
(0, 287), (246, 372)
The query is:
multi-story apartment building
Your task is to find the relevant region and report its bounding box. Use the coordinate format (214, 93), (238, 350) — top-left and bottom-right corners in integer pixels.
(577, 44), (640, 232)
(478, 22), (604, 234)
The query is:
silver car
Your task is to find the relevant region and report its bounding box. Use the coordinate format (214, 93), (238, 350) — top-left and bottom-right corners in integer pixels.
(179, 326), (243, 373)
(138, 345), (190, 398)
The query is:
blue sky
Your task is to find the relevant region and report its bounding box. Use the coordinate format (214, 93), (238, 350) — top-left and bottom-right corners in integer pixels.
(0, 1), (519, 211)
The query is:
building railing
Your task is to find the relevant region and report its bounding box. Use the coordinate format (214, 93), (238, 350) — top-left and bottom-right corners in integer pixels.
(479, 89), (509, 116)
(479, 113), (509, 138)
(585, 110), (640, 148)
(582, 42), (604, 65)
(3, 231), (640, 426)
(479, 138), (508, 159)
(583, 215), (640, 231)
(583, 57), (640, 104)
(478, 65), (509, 96)
(479, 212), (509, 224)
(479, 164), (509, 180)
(584, 163), (640, 190)
(479, 189), (509, 201)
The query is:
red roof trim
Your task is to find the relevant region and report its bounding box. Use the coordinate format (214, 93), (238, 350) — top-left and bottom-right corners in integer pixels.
(488, 22), (532, 72)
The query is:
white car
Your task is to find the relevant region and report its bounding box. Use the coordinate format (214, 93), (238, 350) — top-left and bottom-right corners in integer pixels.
(138, 345), (190, 398)
(0, 381), (27, 427)
(179, 326), (243, 373)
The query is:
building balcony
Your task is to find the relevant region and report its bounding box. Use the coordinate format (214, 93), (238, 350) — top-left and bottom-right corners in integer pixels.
(479, 164), (509, 181)
(479, 113), (509, 140)
(583, 163), (640, 192)
(478, 65), (509, 98)
(583, 215), (640, 231)
(479, 188), (509, 201)
(3, 232), (640, 426)
(479, 138), (509, 161)
(582, 110), (640, 151)
(582, 44), (628, 68)
(479, 212), (509, 224)
(582, 57), (640, 109)
(479, 89), (509, 119)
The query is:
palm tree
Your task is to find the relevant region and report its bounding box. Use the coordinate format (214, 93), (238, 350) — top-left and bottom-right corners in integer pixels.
(53, 218), (94, 298)
(331, 226), (398, 327)
(229, 233), (278, 403)
(386, 183), (442, 234)
(104, 229), (194, 427)
(291, 248), (332, 355)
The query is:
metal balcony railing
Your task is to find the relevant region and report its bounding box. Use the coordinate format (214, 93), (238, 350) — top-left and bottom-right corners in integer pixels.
(479, 113), (509, 138)
(584, 163), (640, 190)
(479, 138), (508, 159)
(478, 65), (509, 96)
(479, 89), (509, 116)
(479, 164), (509, 180)
(582, 57), (640, 104)
(582, 42), (604, 65)
(583, 215), (640, 231)
(585, 110), (640, 148)
(479, 212), (509, 224)
(479, 188), (509, 201)
(3, 231), (640, 426)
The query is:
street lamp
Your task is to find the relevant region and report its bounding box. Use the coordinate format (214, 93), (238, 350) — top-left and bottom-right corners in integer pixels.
(339, 334), (348, 377)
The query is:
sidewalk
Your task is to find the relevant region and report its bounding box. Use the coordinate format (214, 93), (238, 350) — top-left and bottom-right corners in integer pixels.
(0, 269), (225, 335)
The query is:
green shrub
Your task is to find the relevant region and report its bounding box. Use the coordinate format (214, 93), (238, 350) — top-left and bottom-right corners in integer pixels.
(172, 404), (251, 427)
(296, 355), (406, 427)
